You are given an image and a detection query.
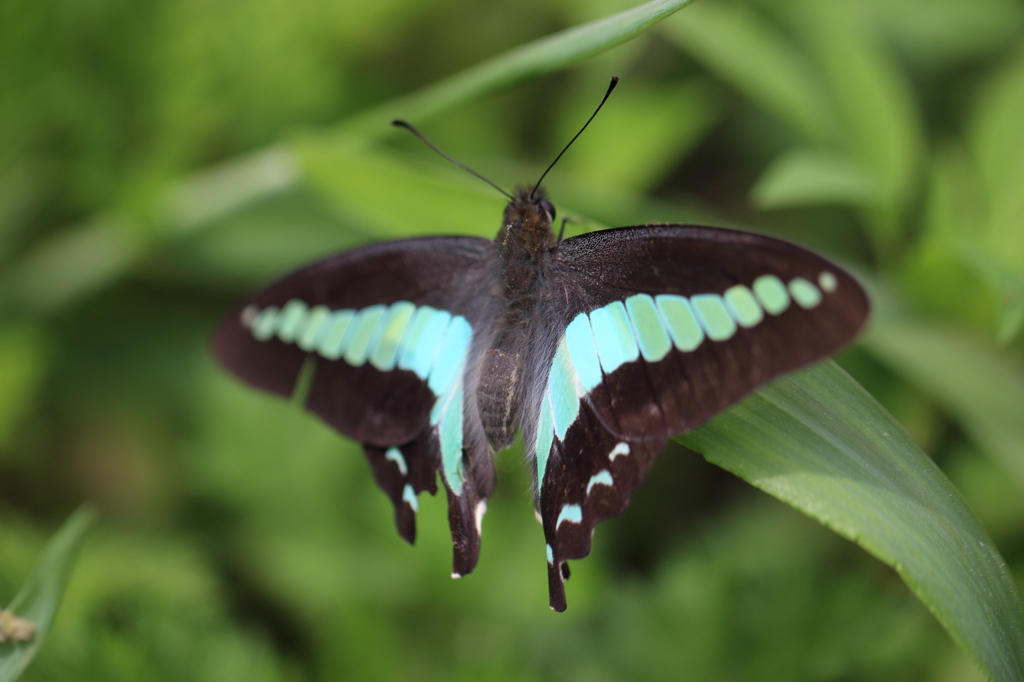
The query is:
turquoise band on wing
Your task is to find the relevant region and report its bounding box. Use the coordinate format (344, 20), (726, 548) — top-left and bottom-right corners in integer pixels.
(533, 271), (838, 493)
(242, 298), (475, 496)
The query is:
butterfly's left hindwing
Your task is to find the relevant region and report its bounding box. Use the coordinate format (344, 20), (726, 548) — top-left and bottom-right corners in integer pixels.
(213, 236), (498, 567)
(530, 224), (869, 609)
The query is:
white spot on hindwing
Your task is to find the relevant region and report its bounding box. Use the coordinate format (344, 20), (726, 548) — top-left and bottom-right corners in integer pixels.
(240, 305), (259, 327)
(556, 504), (582, 530)
(609, 442), (630, 461)
(586, 470), (614, 495)
(402, 484), (418, 512)
(385, 447), (408, 476)
(475, 500), (487, 535)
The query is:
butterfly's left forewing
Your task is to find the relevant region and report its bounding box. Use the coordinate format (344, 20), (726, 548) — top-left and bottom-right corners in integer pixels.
(213, 236), (497, 570)
(530, 224), (869, 610)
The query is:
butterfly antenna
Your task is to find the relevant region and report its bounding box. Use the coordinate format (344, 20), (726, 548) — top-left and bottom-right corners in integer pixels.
(392, 120), (513, 200)
(531, 76), (618, 199)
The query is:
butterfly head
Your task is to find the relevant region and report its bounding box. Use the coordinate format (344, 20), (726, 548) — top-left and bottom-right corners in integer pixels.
(500, 187), (558, 255)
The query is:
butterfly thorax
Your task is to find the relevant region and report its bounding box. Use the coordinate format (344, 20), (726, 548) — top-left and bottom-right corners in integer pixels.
(477, 188), (557, 449)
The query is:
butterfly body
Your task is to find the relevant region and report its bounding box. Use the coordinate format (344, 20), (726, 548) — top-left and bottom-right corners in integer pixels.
(214, 185), (868, 611)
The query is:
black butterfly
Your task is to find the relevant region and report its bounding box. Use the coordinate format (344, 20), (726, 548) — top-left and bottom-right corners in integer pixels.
(213, 81), (869, 611)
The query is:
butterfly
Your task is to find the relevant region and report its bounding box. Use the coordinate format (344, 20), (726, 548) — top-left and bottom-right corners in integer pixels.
(212, 80), (869, 611)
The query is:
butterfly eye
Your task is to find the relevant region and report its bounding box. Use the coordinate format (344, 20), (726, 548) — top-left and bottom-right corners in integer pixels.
(540, 198), (556, 222)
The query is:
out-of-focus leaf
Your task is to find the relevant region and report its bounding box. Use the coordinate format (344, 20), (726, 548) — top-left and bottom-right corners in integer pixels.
(2, 217), (146, 315)
(860, 0), (1023, 69)
(968, 48), (1024, 339)
(865, 312), (1024, 491)
(789, 0), (922, 245)
(297, 142), (504, 239)
(957, 246), (1024, 343)
(556, 79), (721, 191)
(751, 148), (879, 209)
(970, 49), (1024, 234)
(897, 241), (997, 335)
(918, 144), (1021, 338)
(0, 508), (95, 682)
(0, 325), (47, 451)
(338, 0), (700, 140)
(163, 146), (300, 234)
(661, 0), (838, 145)
(678, 361), (1024, 682)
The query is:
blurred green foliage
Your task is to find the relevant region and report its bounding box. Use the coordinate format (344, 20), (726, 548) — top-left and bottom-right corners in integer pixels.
(1, 0), (1023, 679)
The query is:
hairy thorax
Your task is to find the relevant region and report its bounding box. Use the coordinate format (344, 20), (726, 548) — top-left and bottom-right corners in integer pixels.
(476, 189), (556, 448)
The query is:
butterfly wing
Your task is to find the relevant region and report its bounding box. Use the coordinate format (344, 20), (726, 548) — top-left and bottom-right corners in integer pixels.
(213, 236), (497, 573)
(530, 224), (869, 610)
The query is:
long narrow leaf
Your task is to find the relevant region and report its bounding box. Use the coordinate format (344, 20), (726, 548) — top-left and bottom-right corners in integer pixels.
(335, 0), (698, 140)
(0, 508), (96, 682)
(865, 315), (1024, 490)
(677, 361), (1024, 682)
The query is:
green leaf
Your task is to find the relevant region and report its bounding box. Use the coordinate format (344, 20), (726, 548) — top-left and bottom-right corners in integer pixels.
(554, 79), (720, 192)
(865, 312), (1024, 491)
(787, 0), (923, 247)
(859, 0), (1024, 69)
(751, 148), (879, 209)
(956, 246), (1024, 343)
(0, 326), (47, 452)
(336, 0), (700, 141)
(791, 1), (921, 189)
(677, 361), (1024, 682)
(0, 508), (96, 682)
(297, 143), (505, 239)
(660, 0), (838, 145)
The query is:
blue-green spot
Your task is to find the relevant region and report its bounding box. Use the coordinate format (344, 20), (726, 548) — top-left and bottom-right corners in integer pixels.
(399, 307), (451, 380)
(439, 383), (464, 494)
(316, 310), (356, 360)
(428, 316), (472, 395)
(564, 313), (602, 391)
(297, 305), (332, 351)
(819, 271), (838, 293)
(586, 470), (613, 495)
(344, 305), (387, 366)
(753, 275), (790, 315)
(723, 285), (764, 328)
(385, 447), (408, 476)
(655, 295), (703, 351)
(625, 294), (672, 362)
(557, 504), (582, 529)
(549, 340), (580, 440)
(370, 301), (416, 371)
(276, 299), (310, 343)
(691, 294), (737, 341)
(589, 301), (639, 374)
(546, 544), (553, 564)
(402, 484), (418, 512)
(535, 394), (554, 488)
(789, 277), (822, 309)
(251, 306), (279, 341)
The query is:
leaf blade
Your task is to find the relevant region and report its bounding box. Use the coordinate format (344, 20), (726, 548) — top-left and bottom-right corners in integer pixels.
(0, 508), (96, 682)
(677, 361), (1024, 682)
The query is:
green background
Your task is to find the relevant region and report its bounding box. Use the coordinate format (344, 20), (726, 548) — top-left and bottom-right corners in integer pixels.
(2, 0), (1024, 679)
